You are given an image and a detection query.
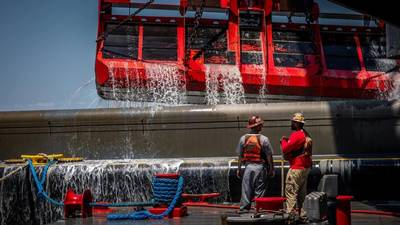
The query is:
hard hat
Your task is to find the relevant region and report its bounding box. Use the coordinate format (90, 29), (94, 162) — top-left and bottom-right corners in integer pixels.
(291, 112), (305, 124)
(247, 116), (264, 128)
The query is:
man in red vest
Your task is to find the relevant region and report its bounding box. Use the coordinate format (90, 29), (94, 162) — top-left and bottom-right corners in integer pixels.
(236, 116), (275, 212)
(280, 112), (312, 217)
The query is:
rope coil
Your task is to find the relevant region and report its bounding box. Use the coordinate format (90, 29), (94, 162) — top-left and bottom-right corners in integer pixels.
(107, 176), (184, 220)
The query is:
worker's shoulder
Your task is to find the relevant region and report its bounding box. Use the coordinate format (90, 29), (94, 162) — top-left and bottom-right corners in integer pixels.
(291, 129), (306, 138)
(256, 134), (271, 143)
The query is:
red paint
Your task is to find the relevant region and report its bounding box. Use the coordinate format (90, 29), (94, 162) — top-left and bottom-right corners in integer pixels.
(255, 197), (286, 212)
(183, 202), (241, 209)
(95, 0), (396, 100)
(155, 173), (180, 179)
(148, 206), (188, 218)
(182, 193), (221, 203)
(92, 202), (115, 214)
(64, 189), (93, 218)
(336, 195), (354, 225)
(179, 0), (188, 16)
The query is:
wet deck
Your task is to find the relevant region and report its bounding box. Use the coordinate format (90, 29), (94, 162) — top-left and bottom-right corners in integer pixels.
(49, 202), (400, 225)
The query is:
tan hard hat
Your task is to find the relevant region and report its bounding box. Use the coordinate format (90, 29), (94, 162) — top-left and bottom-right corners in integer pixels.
(291, 112), (305, 123)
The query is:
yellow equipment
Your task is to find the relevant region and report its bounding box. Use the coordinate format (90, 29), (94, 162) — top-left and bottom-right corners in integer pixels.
(4, 153), (83, 165)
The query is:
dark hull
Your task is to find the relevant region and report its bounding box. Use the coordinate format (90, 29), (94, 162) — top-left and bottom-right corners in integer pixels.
(0, 100), (399, 160)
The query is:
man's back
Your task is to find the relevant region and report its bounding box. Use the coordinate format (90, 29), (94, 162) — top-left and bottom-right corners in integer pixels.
(237, 133), (273, 164)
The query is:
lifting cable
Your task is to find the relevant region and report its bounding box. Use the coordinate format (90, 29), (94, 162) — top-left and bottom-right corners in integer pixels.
(96, 0), (155, 43)
(184, 0), (206, 64)
(191, 26), (228, 60)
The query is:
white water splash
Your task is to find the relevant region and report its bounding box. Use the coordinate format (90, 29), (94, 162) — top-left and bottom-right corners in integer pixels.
(0, 158), (232, 224)
(205, 64), (246, 105)
(388, 71), (400, 101)
(107, 61), (118, 100)
(123, 62), (132, 101)
(145, 63), (186, 104)
(253, 64), (268, 103)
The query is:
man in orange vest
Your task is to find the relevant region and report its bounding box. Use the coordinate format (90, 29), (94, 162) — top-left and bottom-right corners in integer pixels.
(236, 115), (275, 212)
(280, 113), (312, 217)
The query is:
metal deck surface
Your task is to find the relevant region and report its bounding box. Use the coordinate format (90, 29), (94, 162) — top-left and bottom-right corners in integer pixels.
(49, 202), (400, 225)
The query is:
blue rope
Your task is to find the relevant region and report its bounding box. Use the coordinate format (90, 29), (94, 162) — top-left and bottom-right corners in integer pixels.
(27, 160), (64, 206)
(153, 186), (178, 192)
(40, 160), (56, 185)
(28, 159), (184, 216)
(107, 176), (184, 220)
(153, 179), (178, 185)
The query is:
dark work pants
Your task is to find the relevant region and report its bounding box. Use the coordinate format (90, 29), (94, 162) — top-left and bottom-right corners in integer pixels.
(239, 163), (267, 210)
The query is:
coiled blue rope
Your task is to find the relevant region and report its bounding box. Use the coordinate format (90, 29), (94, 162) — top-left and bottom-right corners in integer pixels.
(107, 176), (184, 220)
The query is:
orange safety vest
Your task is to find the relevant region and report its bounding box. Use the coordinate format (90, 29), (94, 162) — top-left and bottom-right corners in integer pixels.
(242, 135), (264, 163)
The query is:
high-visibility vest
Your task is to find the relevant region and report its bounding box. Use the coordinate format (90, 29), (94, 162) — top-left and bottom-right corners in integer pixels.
(242, 135), (264, 163)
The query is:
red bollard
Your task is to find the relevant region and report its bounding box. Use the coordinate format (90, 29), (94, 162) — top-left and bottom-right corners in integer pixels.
(336, 195), (353, 225)
(64, 189), (93, 218)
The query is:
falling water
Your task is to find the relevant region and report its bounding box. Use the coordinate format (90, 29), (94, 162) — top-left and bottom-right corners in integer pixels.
(388, 71), (400, 100)
(123, 62), (133, 101)
(0, 158), (233, 225)
(122, 62), (149, 105)
(107, 61), (118, 100)
(252, 64), (268, 103)
(145, 63), (186, 104)
(205, 65), (246, 105)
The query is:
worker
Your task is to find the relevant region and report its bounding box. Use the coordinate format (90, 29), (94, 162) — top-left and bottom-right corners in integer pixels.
(280, 112), (312, 218)
(236, 115), (275, 212)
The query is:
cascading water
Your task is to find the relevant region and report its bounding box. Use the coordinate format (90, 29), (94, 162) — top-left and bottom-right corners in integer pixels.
(252, 64), (268, 103)
(205, 65), (246, 105)
(0, 158), (233, 225)
(388, 71), (400, 100)
(122, 62), (148, 105)
(107, 61), (118, 100)
(144, 63), (186, 105)
(123, 62), (133, 102)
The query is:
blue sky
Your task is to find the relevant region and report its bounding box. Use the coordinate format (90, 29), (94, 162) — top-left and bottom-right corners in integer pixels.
(0, 0), (99, 111)
(0, 0), (360, 111)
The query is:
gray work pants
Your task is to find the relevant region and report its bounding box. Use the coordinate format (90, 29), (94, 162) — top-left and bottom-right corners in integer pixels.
(239, 163), (267, 210)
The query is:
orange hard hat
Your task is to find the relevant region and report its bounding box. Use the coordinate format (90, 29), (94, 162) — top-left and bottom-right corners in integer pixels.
(247, 116), (264, 128)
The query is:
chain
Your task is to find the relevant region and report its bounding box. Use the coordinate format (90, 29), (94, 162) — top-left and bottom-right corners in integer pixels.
(185, 0), (206, 63)
(97, 0), (155, 42)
